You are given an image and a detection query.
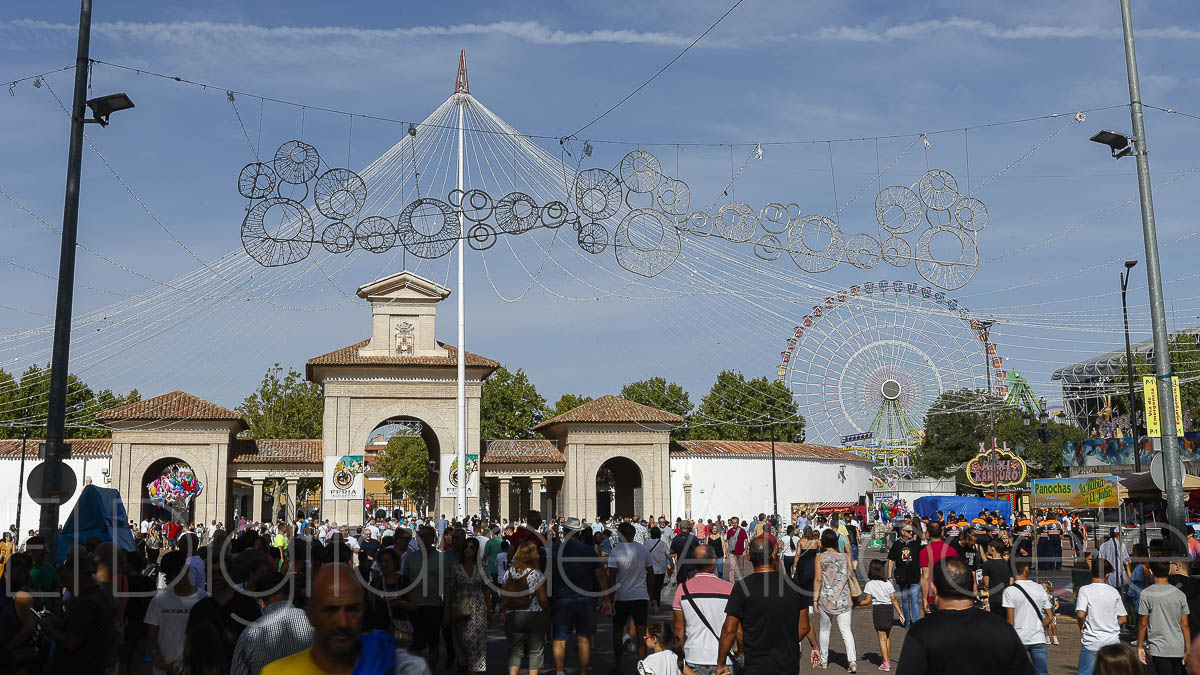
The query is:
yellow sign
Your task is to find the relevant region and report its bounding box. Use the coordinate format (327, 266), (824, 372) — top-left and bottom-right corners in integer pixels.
(966, 444), (1028, 487)
(1031, 477), (1120, 509)
(1144, 376), (1161, 437)
(1173, 376), (1185, 432)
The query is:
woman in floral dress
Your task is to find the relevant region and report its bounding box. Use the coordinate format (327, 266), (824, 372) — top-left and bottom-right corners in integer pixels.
(812, 528), (858, 671)
(446, 534), (491, 674)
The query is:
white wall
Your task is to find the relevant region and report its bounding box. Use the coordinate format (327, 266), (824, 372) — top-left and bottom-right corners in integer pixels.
(670, 455), (872, 524)
(0, 455), (113, 536)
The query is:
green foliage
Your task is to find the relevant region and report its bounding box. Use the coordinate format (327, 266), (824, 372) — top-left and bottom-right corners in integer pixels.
(237, 364), (324, 439)
(691, 370), (804, 441)
(0, 364), (139, 438)
(481, 366), (548, 440)
(374, 435), (432, 502)
(620, 377), (693, 439)
(1113, 333), (1200, 432)
(551, 393), (593, 417)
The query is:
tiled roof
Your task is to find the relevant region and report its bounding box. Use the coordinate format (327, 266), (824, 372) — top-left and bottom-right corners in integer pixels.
(97, 391), (243, 422)
(0, 438), (113, 458)
(306, 340), (500, 375)
(230, 438), (322, 464)
(671, 440), (874, 463)
(482, 439), (565, 463)
(533, 395), (683, 430)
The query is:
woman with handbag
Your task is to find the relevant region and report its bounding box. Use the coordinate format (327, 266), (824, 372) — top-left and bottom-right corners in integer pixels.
(812, 529), (857, 672)
(446, 535), (491, 675)
(369, 548), (416, 645)
(502, 540), (549, 675)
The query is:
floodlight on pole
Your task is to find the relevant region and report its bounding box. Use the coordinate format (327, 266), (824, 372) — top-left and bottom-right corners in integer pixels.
(1090, 130), (1133, 159)
(84, 92), (134, 126)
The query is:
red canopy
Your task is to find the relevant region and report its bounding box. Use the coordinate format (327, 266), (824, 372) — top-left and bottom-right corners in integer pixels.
(815, 501), (858, 513)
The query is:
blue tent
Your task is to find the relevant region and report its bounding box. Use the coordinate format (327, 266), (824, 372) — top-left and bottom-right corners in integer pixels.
(913, 496), (1012, 524)
(56, 484), (136, 564)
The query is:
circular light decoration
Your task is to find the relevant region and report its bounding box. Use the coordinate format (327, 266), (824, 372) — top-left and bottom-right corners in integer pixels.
(786, 214), (844, 273)
(614, 208), (681, 277)
(777, 279), (997, 446)
(754, 234), (784, 261)
(467, 223), (497, 251)
(460, 189), (495, 223)
(238, 162), (277, 200)
(241, 197), (314, 267)
(655, 178), (691, 217)
(273, 140), (322, 185)
(952, 196), (989, 232)
(759, 202), (795, 235)
(619, 150), (666, 193)
(577, 221), (609, 254)
(574, 168), (621, 221)
(917, 169), (960, 211)
(314, 168), (367, 220)
(396, 198), (460, 259)
(321, 221), (356, 254)
(495, 192), (541, 235)
(915, 226), (979, 290)
(683, 210), (713, 236)
(844, 233), (883, 270)
(881, 236), (912, 267)
(540, 201), (569, 229)
(715, 201), (758, 243)
(875, 185), (922, 234)
(355, 215), (398, 254)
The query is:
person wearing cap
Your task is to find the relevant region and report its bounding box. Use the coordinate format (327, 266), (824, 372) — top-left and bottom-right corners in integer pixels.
(888, 523), (923, 625)
(1098, 528), (1132, 590)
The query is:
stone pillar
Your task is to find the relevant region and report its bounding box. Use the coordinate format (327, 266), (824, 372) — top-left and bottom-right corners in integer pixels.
(252, 479), (265, 523)
(285, 479), (298, 523)
(499, 478), (511, 524)
(530, 477), (544, 517)
(683, 473), (693, 521)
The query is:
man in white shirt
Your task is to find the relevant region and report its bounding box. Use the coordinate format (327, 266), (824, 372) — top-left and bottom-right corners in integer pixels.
(607, 522), (653, 671)
(1098, 527), (1132, 588)
(1075, 558), (1127, 675)
(140, 518), (152, 535)
(146, 551), (207, 674)
(1002, 561), (1053, 675)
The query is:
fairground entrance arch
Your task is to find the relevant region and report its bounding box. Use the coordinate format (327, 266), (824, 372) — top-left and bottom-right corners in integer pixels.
(596, 456), (642, 520)
(141, 457), (202, 524)
(362, 415), (442, 516)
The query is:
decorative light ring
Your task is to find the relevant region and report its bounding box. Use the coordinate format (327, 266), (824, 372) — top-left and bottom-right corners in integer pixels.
(754, 234), (784, 261)
(355, 216), (398, 254)
(882, 236), (912, 267)
(577, 221), (609, 255)
(541, 201), (569, 229)
(655, 178), (691, 216)
(240, 197), (314, 267)
(467, 223), (497, 251)
(915, 226), (979, 290)
(759, 202), (791, 234)
(314, 168), (367, 220)
(461, 189), (495, 223)
(845, 233), (883, 270)
(715, 201), (758, 242)
(917, 169), (959, 210)
(574, 168), (621, 221)
(494, 192), (541, 234)
(273, 140), (321, 185)
(619, 150), (666, 193)
(614, 208), (681, 277)
(952, 196), (989, 232)
(321, 221), (356, 254)
(238, 162), (277, 200)
(786, 214), (844, 274)
(396, 198), (460, 259)
(682, 210), (713, 236)
(875, 185), (922, 234)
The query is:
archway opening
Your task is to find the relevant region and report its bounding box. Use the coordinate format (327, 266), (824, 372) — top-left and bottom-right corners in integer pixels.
(364, 416), (441, 518)
(142, 457), (204, 524)
(596, 457), (643, 520)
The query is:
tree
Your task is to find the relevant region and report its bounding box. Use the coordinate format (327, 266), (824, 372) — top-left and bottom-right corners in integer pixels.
(237, 364), (323, 439)
(620, 377), (694, 440)
(480, 366), (548, 440)
(0, 364), (138, 439)
(691, 370), (804, 441)
(1113, 332), (1200, 433)
(551, 393), (592, 417)
(374, 436), (432, 507)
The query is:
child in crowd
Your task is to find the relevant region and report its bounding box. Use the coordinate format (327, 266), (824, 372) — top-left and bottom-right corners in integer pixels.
(637, 622), (683, 675)
(859, 559), (904, 671)
(1041, 581), (1060, 645)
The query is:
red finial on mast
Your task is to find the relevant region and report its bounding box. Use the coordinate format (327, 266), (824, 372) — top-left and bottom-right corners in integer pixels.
(454, 50), (470, 94)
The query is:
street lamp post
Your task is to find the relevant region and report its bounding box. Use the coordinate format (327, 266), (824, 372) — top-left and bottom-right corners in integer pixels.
(1120, 260), (1141, 472)
(979, 320), (998, 500)
(1038, 410), (1052, 479)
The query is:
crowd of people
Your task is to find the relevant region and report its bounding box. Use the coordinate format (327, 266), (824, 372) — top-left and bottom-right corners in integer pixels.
(1, 505), (1199, 674)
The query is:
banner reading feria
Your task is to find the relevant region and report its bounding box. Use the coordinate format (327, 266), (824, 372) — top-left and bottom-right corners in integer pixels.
(1030, 476), (1120, 509)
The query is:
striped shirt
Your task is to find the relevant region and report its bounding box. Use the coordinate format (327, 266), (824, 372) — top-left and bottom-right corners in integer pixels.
(672, 572), (733, 666)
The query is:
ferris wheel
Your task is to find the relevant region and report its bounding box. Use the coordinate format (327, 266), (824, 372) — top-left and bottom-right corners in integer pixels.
(777, 280), (1005, 447)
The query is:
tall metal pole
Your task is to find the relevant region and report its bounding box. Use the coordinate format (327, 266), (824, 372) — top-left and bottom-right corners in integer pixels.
(1119, 0), (1186, 545)
(1121, 266), (1141, 472)
(454, 55), (468, 522)
(980, 320), (998, 501)
(16, 429), (28, 547)
(40, 0), (93, 564)
(770, 423), (778, 520)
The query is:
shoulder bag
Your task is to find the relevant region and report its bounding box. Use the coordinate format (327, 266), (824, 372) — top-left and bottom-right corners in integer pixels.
(1012, 581), (1051, 628)
(681, 579), (744, 675)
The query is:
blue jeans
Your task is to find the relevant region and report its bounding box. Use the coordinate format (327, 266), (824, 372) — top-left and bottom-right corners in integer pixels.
(897, 584), (920, 626)
(1077, 647), (1099, 675)
(715, 556), (724, 578)
(1025, 644), (1048, 675)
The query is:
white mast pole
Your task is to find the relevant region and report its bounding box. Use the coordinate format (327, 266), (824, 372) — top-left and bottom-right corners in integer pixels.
(455, 53), (468, 522)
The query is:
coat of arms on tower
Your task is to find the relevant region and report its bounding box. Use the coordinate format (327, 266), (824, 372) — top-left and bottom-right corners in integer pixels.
(395, 321), (414, 355)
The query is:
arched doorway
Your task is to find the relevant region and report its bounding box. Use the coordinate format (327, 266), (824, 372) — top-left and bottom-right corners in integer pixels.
(596, 457), (642, 520)
(142, 458), (204, 523)
(364, 416), (441, 517)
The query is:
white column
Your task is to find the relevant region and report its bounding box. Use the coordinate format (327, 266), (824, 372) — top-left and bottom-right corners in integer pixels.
(251, 479), (264, 523)
(499, 478), (511, 524)
(530, 477), (544, 517)
(455, 94), (467, 521)
(285, 479), (298, 523)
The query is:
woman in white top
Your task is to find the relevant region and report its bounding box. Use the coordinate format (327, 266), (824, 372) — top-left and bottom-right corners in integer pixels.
(637, 622), (683, 675)
(781, 525), (801, 575)
(502, 540), (549, 675)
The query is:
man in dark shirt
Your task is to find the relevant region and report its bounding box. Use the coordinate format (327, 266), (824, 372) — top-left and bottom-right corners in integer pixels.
(549, 518), (611, 675)
(888, 524), (922, 625)
(41, 548), (116, 674)
(897, 557), (1033, 675)
(187, 554), (263, 662)
(670, 520), (701, 582)
(717, 537), (814, 675)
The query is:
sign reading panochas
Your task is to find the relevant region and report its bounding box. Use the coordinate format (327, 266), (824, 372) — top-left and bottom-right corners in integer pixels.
(441, 453), (479, 498)
(324, 455), (368, 500)
(1030, 476), (1119, 509)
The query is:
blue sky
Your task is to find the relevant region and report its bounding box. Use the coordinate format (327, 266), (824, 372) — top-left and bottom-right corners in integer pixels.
(1, 2), (1199, 443)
